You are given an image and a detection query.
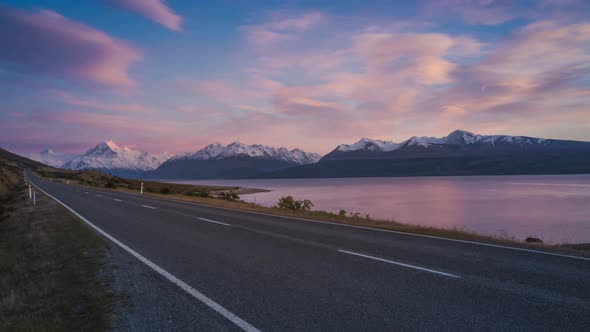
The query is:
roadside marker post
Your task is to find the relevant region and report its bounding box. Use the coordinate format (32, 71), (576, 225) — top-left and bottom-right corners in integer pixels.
(28, 185), (32, 199)
(33, 191), (36, 205)
(140, 182), (144, 195)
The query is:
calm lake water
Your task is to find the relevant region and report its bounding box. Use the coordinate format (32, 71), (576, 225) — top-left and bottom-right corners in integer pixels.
(166, 175), (590, 244)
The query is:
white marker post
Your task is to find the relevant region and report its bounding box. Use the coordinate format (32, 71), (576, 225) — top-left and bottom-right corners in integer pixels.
(140, 182), (144, 195)
(66, 180), (69, 185)
(28, 185), (32, 199)
(33, 191), (36, 205)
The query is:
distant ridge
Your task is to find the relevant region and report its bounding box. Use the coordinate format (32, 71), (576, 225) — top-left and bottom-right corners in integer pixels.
(146, 142), (321, 179)
(257, 130), (590, 178)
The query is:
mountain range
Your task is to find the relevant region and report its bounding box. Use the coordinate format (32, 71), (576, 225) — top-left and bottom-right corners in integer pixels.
(144, 142), (321, 179)
(261, 130), (590, 178)
(18, 130), (590, 179)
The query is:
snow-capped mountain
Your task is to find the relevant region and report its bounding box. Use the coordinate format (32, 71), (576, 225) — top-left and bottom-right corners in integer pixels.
(173, 142), (321, 164)
(403, 130), (549, 148)
(325, 130), (555, 160)
(62, 140), (171, 178)
(22, 149), (78, 167)
(262, 130), (590, 178)
(147, 142), (320, 179)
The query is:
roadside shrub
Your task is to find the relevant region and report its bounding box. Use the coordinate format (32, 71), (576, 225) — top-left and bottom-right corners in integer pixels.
(338, 209), (347, 217)
(218, 191), (240, 201)
(276, 196), (314, 211)
(160, 187), (172, 194)
(104, 180), (116, 188)
(190, 191), (210, 198)
(525, 237), (543, 244)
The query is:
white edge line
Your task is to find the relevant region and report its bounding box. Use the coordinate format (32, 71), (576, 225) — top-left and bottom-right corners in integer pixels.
(115, 191), (590, 262)
(35, 173), (590, 262)
(28, 177), (261, 332)
(197, 217), (231, 227)
(140, 204), (157, 209)
(339, 250), (460, 279)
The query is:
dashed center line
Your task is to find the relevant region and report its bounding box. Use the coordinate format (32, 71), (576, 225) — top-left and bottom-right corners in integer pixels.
(196, 217), (231, 227)
(113, 199), (123, 202)
(141, 204), (157, 209)
(338, 250), (461, 279)
(96, 194), (103, 198)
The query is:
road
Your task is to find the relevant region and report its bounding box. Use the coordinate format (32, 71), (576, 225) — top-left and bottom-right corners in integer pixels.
(27, 171), (590, 331)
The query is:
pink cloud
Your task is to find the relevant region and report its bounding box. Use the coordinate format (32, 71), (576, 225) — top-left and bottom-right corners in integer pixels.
(0, 6), (141, 87)
(240, 11), (324, 47)
(104, 0), (182, 31)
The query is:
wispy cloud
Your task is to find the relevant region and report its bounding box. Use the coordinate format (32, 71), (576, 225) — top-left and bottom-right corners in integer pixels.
(104, 0), (182, 31)
(240, 11), (324, 47)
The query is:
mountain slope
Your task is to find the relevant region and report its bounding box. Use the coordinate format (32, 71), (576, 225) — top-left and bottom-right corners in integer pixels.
(146, 142), (321, 179)
(62, 141), (170, 178)
(258, 130), (590, 178)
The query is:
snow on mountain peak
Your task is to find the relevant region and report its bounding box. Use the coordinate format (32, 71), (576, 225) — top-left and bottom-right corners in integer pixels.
(337, 138), (402, 152)
(104, 140), (120, 150)
(334, 130), (552, 152)
(175, 142), (321, 165)
(404, 130), (549, 147)
(63, 140), (169, 171)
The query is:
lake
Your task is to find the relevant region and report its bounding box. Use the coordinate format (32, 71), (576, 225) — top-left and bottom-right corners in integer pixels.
(165, 175), (590, 244)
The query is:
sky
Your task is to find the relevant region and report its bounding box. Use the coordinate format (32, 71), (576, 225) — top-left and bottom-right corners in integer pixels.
(1, 0), (589, 155)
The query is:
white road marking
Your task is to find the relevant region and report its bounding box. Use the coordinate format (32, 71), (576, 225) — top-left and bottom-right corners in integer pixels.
(29, 181), (260, 332)
(141, 204), (157, 209)
(196, 217), (231, 227)
(96, 194), (103, 198)
(339, 250), (461, 279)
(114, 199), (123, 202)
(84, 192), (89, 194)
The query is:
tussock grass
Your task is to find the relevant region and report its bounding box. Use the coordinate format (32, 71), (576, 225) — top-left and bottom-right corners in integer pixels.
(0, 170), (113, 330)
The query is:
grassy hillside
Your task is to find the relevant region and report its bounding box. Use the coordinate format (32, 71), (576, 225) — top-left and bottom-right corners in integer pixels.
(0, 148), (46, 200)
(0, 148), (113, 329)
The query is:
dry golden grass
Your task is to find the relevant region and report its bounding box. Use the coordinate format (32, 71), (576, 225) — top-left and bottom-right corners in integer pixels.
(0, 168), (112, 330)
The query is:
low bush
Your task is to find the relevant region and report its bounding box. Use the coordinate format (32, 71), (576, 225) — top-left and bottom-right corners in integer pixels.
(104, 180), (116, 188)
(525, 237), (543, 244)
(160, 187), (172, 194)
(217, 191), (240, 201)
(276, 196), (314, 211)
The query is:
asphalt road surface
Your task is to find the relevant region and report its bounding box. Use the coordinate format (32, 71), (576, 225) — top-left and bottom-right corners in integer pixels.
(27, 171), (590, 331)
